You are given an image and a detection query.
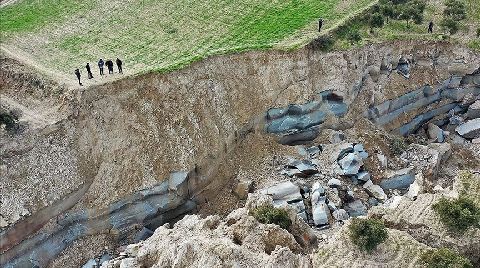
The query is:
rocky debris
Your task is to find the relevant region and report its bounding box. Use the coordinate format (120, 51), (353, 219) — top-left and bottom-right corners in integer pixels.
(334, 143), (369, 182)
(427, 123), (444, 142)
(265, 91), (347, 144)
(234, 179), (254, 200)
(396, 56), (410, 78)
(466, 100), (480, 119)
(377, 154), (388, 169)
(332, 209), (349, 221)
(260, 181), (307, 220)
(406, 173), (424, 200)
(456, 118), (480, 139)
(380, 168), (415, 190)
(311, 182), (330, 226)
(344, 199), (367, 217)
(362, 180), (387, 201)
(101, 195), (314, 268)
(281, 159), (318, 178)
(327, 178), (342, 188)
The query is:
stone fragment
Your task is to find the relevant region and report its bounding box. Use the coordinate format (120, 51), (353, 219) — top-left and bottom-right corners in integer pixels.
(466, 100), (480, 119)
(311, 196), (330, 226)
(456, 118), (480, 139)
(380, 168), (416, 190)
(234, 179), (254, 200)
(368, 197), (379, 206)
(472, 138), (480, 144)
(294, 160), (318, 175)
(82, 259), (97, 268)
(406, 173), (424, 200)
(329, 130), (345, 143)
(327, 178), (342, 188)
(338, 153), (363, 175)
(306, 146), (321, 157)
(260, 181), (302, 201)
(377, 154), (388, 169)
(451, 134), (467, 144)
(363, 180), (387, 201)
(120, 257), (138, 268)
(332, 209), (349, 221)
(427, 123), (444, 142)
(356, 171), (371, 182)
(344, 199), (367, 217)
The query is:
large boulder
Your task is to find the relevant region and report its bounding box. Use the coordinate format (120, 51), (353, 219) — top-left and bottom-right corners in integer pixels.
(363, 180), (387, 201)
(427, 123), (444, 142)
(344, 199), (367, 217)
(380, 168), (415, 190)
(311, 182), (330, 226)
(260, 181), (306, 221)
(466, 100), (480, 119)
(456, 118), (480, 139)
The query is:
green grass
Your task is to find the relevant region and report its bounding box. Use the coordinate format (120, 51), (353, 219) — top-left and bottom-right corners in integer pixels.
(0, 0), (376, 78)
(331, 0), (480, 51)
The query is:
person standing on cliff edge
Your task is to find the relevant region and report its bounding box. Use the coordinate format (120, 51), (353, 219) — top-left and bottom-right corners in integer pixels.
(116, 58), (123, 74)
(74, 69), (82, 86)
(98, 59), (105, 76)
(318, 18), (323, 32)
(428, 21), (434, 33)
(86, 63), (94, 79)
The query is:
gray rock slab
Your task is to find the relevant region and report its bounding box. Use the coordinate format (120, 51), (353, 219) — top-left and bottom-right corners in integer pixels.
(456, 118), (480, 139)
(380, 168), (415, 190)
(344, 200), (367, 217)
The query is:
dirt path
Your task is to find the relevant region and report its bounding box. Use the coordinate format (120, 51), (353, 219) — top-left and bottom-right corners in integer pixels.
(0, 95), (62, 130)
(1, 44), (80, 89)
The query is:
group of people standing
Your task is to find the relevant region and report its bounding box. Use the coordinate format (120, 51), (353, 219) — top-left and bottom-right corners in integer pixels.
(74, 58), (123, 86)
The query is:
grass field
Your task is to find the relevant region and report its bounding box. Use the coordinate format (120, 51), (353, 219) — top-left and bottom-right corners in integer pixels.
(0, 0), (376, 81)
(332, 0), (480, 51)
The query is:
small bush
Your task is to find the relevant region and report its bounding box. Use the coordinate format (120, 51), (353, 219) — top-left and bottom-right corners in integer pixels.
(432, 196), (480, 233)
(368, 13), (385, 33)
(421, 248), (473, 268)
(389, 137), (408, 156)
(476, 28), (480, 38)
(251, 206), (292, 230)
(0, 111), (19, 132)
(308, 35), (334, 51)
(441, 17), (460, 35)
(346, 29), (362, 44)
(349, 218), (388, 252)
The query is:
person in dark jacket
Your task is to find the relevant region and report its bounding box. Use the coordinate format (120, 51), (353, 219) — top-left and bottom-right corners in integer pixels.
(106, 60), (114, 74)
(428, 21), (434, 33)
(318, 18), (323, 32)
(116, 58), (123, 74)
(86, 63), (94, 79)
(98, 59), (105, 75)
(74, 69), (82, 86)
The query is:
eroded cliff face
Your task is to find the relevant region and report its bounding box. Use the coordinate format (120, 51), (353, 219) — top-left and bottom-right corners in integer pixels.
(1, 41), (479, 267)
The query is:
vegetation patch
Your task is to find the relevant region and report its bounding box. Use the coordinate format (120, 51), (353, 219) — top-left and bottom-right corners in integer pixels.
(421, 248), (473, 268)
(251, 205), (292, 230)
(432, 196), (480, 233)
(0, 111), (19, 132)
(348, 218), (388, 252)
(389, 137), (409, 156)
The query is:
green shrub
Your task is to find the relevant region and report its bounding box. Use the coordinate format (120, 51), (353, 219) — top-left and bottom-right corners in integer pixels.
(432, 196), (480, 233)
(441, 17), (460, 35)
(308, 35), (335, 52)
(348, 218), (388, 252)
(346, 29), (362, 44)
(443, 0), (467, 21)
(421, 248), (473, 268)
(0, 111), (19, 132)
(368, 13), (385, 33)
(251, 206), (292, 230)
(389, 137), (408, 156)
(476, 28), (480, 38)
